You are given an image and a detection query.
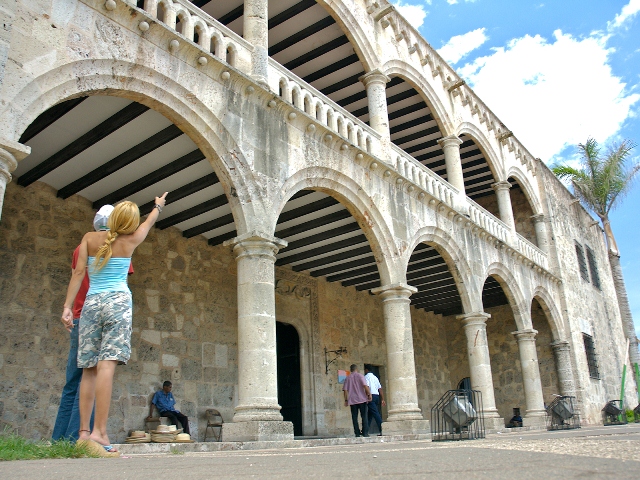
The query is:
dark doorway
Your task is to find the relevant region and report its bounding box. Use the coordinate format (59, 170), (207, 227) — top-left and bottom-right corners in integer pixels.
(276, 322), (303, 436)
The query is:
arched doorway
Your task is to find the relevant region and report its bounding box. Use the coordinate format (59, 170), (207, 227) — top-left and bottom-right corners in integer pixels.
(276, 321), (303, 436)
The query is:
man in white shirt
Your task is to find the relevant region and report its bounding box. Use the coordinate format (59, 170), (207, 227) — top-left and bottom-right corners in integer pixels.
(364, 364), (386, 436)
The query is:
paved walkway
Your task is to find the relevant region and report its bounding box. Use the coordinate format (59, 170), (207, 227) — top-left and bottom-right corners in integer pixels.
(5, 425), (640, 479)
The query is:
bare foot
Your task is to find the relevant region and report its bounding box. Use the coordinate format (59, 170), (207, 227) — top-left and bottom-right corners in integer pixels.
(89, 432), (118, 452)
(78, 429), (91, 441)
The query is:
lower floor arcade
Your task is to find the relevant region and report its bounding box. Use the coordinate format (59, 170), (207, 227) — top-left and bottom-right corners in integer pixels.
(0, 180), (576, 442)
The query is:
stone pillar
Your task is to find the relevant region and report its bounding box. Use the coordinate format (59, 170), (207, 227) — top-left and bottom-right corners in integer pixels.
(551, 340), (576, 397)
(531, 213), (548, 253)
(371, 283), (429, 434)
(0, 139), (31, 222)
(437, 135), (465, 194)
(492, 180), (516, 231)
(360, 69), (391, 159)
(221, 231), (293, 441)
(512, 329), (547, 428)
(457, 312), (505, 430)
(243, 0), (269, 88)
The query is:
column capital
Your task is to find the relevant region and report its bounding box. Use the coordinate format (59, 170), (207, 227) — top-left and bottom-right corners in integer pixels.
(359, 69), (391, 87)
(512, 328), (538, 341)
(457, 311), (491, 327)
(491, 180), (512, 192)
(530, 213), (545, 223)
(371, 282), (417, 299)
(224, 231), (287, 258)
(550, 340), (570, 352)
(0, 139), (31, 174)
(437, 135), (463, 148)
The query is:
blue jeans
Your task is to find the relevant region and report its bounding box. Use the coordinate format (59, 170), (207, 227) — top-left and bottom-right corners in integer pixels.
(368, 394), (383, 433)
(51, 319), (94, 442)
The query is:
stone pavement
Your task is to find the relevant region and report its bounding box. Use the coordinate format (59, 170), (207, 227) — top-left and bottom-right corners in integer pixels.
(5, 425), (640, 479)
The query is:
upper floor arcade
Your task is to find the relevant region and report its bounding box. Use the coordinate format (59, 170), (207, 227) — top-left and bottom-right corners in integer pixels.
(0, 0), (558, 311)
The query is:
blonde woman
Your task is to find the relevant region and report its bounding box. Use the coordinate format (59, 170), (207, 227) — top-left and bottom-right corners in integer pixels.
(61, 193), (167, 457)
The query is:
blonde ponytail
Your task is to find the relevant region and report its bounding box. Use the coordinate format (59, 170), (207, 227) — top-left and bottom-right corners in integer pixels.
(92, 201), (140, 272)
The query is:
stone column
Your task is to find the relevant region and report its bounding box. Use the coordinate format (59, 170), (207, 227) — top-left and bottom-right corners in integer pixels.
(531, 213), (548, 253)
(244, 0), (269, 88)
(371, 283), (429, 434)
(360, 69), (391, 159)
(492, 180), (516, 231)
(512, 329), (547, 427)
(437, 136), (465, 193)
(457, 312), (505, 430)
(222, 231), (293, 441)
(0, 139), (31, 222)
(550, 340), (576, 397)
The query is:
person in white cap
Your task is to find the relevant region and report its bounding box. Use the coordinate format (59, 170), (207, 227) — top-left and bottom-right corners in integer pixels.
(62, 193), (167, 457)
(52, 205), (133, 442)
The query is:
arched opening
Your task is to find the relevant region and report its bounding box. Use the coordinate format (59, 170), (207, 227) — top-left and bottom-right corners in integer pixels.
(157, 2), (167, 23)
(197, 1), (371, 118)
(226, 44), (237, 67)
(531, 298), (560, 402)
(272, 185), (389, 435)
(508, 176), (538, 246)
(175, 12), (187, 37)
(407, 241), (470, 417)
(6, 90), (252, 440)
(276, 322), (303, 436)
(481, 275), (526, 422)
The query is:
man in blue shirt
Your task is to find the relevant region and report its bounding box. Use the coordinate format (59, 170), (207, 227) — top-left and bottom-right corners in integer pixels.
(148, 381), (190, 435)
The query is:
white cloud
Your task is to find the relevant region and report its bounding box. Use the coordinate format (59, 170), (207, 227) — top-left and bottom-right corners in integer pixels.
(458, 30), (640, 161)
(437, 28), (488, 64)
(392, 1), (429, 30)
(609, 0), (640, 30)
(447, 0), (477, 4)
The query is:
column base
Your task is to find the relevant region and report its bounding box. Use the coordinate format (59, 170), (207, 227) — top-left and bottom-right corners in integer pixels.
(524, 412), (548, 429)
(222, 421), (294, 442)
(483, 416), (506, 431)
(382, 419), (430, 435)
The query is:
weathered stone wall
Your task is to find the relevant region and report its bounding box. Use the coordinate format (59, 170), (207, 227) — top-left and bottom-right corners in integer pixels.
(412, 309), (453, 415)
(531, 299), (560, 404)
(485, 304), (526, 421)
(538, 164), (635, 423)
(0, 180), (416, 440)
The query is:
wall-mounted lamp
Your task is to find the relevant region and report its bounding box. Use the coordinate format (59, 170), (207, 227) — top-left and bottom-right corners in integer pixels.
(325, 346), (347, 374)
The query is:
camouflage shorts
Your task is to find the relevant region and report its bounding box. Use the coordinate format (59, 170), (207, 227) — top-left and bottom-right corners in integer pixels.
(77, 291), (132, 368)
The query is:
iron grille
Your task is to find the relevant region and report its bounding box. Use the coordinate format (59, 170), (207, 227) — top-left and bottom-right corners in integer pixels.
(431, 389), (485, 442)
(575, 243), (590, 282)
(583, 333), (600, 379)
(546, 395), (580, 430)
(586, 246), (601, 290)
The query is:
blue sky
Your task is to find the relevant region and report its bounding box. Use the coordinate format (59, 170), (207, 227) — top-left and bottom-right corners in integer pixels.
(392, 0), (640, 334)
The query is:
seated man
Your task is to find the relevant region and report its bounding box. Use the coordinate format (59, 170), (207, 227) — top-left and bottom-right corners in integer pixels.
(507, 408), (523, 428)
(148, 381), (190, 435)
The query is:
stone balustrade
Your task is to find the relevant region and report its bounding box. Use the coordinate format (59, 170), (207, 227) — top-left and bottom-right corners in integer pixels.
(268, 60), (379, 155)
(137, 0), (252, 68)
(390, 143), (457, 210)
(466, 199), (510, 244)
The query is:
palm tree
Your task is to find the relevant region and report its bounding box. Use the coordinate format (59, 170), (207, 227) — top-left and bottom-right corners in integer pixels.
(552, 137), (640, 367)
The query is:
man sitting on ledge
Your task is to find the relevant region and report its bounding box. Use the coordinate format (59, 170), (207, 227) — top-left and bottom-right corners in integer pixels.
(148, 381), (190, 435)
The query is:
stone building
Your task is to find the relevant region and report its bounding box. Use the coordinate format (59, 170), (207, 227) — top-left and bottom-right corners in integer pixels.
(0, 0), (636, 442)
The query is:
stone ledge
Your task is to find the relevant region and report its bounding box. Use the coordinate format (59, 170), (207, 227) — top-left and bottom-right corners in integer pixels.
(115, 433), (432, 455)
(222, 420), (294, 442)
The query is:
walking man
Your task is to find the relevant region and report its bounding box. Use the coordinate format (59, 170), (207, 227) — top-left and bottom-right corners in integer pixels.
(364, 364), (386, 436)
(149, 381), (190, 435)
(343, 364), (371, 437)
